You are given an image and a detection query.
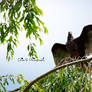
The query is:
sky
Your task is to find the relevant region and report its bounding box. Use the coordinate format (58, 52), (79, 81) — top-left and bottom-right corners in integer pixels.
(0, 0), (92, 90)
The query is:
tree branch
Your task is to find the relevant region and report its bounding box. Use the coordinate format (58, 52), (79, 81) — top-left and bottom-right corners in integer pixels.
(9, 57), (92, 92)
(8, 87), (22, 92)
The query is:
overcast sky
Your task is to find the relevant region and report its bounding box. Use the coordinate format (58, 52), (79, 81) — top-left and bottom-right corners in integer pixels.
(0, 0), (92, 90)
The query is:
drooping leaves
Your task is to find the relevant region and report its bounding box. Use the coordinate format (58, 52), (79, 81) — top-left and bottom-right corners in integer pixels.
(0, 0), (48, 61)
(0, 74), (28, 92)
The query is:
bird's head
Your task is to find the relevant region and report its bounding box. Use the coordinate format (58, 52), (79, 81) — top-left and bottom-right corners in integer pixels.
(68, 31), (72, 35)
(67, 31), (74, 42)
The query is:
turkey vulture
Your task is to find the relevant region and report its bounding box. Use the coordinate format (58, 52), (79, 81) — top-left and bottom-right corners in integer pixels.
(51, 25), (92, 66)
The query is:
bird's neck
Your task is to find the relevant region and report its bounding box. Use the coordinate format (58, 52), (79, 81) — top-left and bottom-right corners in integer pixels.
(67, 34), (74, 43)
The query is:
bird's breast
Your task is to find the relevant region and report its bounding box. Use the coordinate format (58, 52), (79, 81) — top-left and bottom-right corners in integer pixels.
(66, 41), (79, 57)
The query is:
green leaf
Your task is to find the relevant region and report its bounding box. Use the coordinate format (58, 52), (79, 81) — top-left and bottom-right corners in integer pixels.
(43, 26), (48, 33)
(3, 12), (6, 21)
(34, 33), (40, 40)
(10, 78), (15, 84)
(0, 82), (6, 92)
(14, 0), (22, 12)
(9, 36), (12, 42)
(19, 16), (24, 22)
(31, 0), (36, 5)
(16, 74), (23, 84)
(4, 78), (9, 85)
(34, 6), (43, 16)
(27, 45), (29, 51)
(39, 38), (43, 45)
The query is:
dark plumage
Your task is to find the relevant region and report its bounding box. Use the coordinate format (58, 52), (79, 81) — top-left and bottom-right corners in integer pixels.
(52, 25), (92, 66)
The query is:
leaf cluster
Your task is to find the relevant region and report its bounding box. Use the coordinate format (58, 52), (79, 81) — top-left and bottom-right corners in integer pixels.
(0, 0), (48, 61)
(0, 74), (28, 92)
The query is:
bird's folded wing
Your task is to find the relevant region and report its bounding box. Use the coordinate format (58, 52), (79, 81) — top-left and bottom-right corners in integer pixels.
(51, 43), (70, 65)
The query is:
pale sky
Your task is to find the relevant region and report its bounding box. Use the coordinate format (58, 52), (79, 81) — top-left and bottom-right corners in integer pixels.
(0, 0), (92, 90)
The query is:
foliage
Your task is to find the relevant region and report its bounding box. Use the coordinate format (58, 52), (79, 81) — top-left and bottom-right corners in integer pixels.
(0, 0), (48, 61)
(25, 66), (92, 92)
(0, 0), (48, 91)
(0, 74), (28, 92)
(27, 43), (38, 60)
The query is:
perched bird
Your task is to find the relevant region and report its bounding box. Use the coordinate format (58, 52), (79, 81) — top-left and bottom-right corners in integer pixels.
(51, 25), (92, 67)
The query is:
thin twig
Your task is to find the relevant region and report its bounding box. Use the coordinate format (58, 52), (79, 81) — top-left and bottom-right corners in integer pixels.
(9, 57), (92, 92)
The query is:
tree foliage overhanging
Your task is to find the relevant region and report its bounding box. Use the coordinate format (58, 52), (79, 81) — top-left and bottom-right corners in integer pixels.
(0, 0), (48, 91)
(0, 0), (48, 61)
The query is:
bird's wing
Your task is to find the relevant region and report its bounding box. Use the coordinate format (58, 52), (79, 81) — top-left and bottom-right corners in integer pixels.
(74, 25), (92, 56)
(51, 43), (70, 66)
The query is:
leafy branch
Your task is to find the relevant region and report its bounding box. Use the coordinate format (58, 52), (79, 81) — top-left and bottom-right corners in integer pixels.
(0, 0), (48, 61)
(0, 74), (28, 92)
(9, 57), (92, 92)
